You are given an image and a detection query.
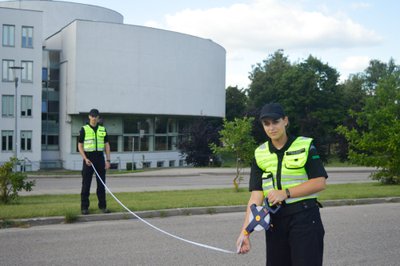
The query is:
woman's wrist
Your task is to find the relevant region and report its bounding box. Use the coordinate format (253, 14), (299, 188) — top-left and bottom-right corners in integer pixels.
(285, 188), (291, 199)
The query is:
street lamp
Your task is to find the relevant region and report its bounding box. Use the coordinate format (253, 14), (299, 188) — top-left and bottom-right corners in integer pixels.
(9, 66), (24, 163)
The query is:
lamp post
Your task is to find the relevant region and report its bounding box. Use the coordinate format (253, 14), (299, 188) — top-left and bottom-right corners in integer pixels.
(9, 66), (24, 163)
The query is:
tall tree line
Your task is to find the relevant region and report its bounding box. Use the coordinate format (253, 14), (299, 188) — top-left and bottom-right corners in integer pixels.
(182, 49), (399, 170)
(226, 50), (399, 163)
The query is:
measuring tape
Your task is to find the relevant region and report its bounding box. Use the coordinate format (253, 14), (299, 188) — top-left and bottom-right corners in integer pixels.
(91, 164), (236, 254)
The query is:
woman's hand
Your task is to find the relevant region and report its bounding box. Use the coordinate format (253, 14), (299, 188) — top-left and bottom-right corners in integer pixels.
(236, 231), (251, 254)
(267, 189), (287, 206)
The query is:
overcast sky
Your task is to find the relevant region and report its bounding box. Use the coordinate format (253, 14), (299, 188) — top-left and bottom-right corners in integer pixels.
(64, 0), (398, 89)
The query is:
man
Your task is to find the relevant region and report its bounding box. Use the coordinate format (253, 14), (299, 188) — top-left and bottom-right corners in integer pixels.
(78, 108), (111, 215)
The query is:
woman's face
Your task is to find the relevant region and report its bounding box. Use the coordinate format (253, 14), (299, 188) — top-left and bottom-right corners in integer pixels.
(261, 116), (288, 142)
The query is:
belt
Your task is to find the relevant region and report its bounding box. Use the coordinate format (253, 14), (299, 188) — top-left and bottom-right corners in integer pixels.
(273, 199), (320, 217)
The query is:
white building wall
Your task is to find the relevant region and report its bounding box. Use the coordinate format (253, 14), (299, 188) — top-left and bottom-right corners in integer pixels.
(0, 7), (43, 170)
(46, 20), (226, 118)
(1, 1), (226, 171)
(0, 0), (123, 39)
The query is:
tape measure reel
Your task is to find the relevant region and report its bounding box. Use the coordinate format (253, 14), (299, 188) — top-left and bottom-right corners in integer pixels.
(245, 204), (271, 234)
(249, 205), (270, 231)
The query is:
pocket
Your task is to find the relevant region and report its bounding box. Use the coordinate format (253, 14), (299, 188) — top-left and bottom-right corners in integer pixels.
(284, 149), (307, 169)
(98, 131), (106, 137)
(262, 172), (274, 189)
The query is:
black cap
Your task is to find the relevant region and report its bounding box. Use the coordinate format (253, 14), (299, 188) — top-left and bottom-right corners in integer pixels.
(89, 108), (100, 117)
(259, 103), (285, 120)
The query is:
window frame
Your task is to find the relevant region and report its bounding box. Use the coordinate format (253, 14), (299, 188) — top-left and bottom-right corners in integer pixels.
(21, 95), (33, 117)
(2, 24), (15, 47)
(2, 59), (15, 82)
(20, 130), (32, 152)
(21, 26), (33, 48)
(21, 61), (33, 83)
(2, 95), (14, 117)
(1, 130), (14, 152)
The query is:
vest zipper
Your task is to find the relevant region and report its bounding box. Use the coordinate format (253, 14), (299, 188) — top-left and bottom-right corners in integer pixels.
(276, 152), (284, 190)
(94, 128), (98, 151)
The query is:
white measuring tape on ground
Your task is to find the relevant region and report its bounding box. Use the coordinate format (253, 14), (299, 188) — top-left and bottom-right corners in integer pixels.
(91, 164), (235, 254)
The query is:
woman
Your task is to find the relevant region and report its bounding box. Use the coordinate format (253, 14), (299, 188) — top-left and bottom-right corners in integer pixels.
(237, 103), (327, 266)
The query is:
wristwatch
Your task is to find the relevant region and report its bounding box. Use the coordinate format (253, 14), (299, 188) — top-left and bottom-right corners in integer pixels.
(285, 188), (291, 199)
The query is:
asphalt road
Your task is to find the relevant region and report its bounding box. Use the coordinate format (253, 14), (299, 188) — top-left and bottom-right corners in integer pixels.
(22, 167), (375, 195)
(1, 203), (399, 266)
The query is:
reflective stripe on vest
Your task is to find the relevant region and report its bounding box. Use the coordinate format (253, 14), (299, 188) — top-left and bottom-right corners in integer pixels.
(83, 125), (106, 152)
(255, 137), (318, 204)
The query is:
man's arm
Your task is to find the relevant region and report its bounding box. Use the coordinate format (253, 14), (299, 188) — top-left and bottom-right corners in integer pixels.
(78, 142), (91, 166)
(105, 142), (111, 169)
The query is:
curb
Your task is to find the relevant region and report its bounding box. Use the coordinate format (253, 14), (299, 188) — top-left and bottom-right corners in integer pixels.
(27, 167), (376, 179)
(2, 197), (400, 229)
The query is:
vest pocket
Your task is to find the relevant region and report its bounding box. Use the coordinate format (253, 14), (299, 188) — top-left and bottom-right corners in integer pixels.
(262, 172), (274, 191)
(284, 151), (307, 169)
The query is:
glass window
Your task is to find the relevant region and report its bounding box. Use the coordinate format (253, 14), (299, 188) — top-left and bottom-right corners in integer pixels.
(21, 61), (33, 82)
(21, 26), (33, 48)
(108, 135), (118, 152)
(1, 130), (13, 151)
(139, 136), (150, 151)
(21, 95), (32, 117)
(155, 136), (167, 151)
(20, 130), (32, 151)
(2, 25), (15, 47)
(155, 117), (168, 133)
(2, 95), (14, 117)
(2, 60), (15, 81)
(124, 117), (150, 134)
(168, 118), (177, 133)
(42, 134), (61, 151)
(47, 135), (59, 145)
(123, 136), (135, 152)
(168, 136), (177, 150)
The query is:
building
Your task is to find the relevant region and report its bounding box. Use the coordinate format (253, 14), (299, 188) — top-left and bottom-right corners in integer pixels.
(0, 0), (226, 171)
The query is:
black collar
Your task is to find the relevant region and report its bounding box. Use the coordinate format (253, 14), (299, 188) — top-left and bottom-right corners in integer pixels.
(268, 135), (296, 153)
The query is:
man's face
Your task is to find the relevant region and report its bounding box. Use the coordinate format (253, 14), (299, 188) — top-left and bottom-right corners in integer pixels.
(89, 114), (99, 124)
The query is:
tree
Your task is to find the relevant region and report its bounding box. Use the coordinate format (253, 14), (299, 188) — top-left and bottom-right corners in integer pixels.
(0, 158), (35, 204)
(247, 49), (292, 109)
(246, 51), (345, 161)
(363, 58), (397, 94)
(178, 117), (222, 167)
(225, 86), (247, 121)
(337, 69), (400, 184)
(210, 117), (256, 191)
(335, 74), (368, 161)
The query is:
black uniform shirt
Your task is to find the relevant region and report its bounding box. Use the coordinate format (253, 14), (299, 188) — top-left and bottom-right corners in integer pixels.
(249, 135), (328, 191)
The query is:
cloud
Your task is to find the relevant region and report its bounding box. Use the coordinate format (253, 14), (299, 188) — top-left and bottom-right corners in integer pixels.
(156, 0), (382, 52)
(340, 55), (370, 73)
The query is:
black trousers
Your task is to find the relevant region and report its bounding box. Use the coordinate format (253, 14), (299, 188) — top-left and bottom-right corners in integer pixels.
(81, 156), (106, 210)
(265, 205), (325, 266)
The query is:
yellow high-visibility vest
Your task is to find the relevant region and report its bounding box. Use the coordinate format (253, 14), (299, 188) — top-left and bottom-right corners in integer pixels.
(255, 136), (318, 204)
(83, 125), (107, 152)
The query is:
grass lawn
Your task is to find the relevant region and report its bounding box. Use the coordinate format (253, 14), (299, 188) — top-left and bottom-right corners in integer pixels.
(1, 182), (399, 221)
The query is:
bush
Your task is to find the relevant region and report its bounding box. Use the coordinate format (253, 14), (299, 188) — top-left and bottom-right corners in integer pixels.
(0, 158), (35, 204)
